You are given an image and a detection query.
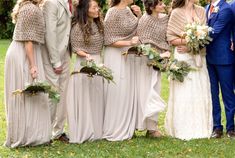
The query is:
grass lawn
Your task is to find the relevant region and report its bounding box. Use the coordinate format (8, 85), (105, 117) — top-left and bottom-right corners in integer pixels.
(0, 40), (234, 158)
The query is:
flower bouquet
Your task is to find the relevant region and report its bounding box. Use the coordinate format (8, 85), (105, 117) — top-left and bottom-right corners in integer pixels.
(182, 22), (213, 54)
(123, 44), (195, 82)
(12, 81), (60, 103)
(166, 59), (194, 82)
(138, 44), (170, 71)
(124, 44), (170, 71)
(71, 60), (114, 83)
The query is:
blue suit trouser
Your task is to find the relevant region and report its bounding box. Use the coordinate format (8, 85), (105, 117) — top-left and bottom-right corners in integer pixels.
(207, 63), (235, 131)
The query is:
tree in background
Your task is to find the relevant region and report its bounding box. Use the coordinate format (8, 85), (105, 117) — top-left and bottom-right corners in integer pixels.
(0, 0), (15, 39)
(134, 0), (144, 10)
(99, 0), (108, 14)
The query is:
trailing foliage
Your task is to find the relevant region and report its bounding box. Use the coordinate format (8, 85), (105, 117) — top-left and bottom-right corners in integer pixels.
(71, 59), (115, 83)
(125, 44), (194, 82)
(13, 81), (61, 103)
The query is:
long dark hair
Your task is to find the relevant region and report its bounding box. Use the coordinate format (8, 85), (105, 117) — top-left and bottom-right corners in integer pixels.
(143, 0), (161, 15)
(110, 0), (121, 7)
(172, 0), (185, 10)
(74, 0), (104, 44)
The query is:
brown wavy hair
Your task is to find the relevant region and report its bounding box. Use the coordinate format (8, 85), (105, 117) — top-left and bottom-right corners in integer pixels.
(110, 0), (121, 7)
(172, 0), (185, 10)
(143, 0), (162, 15)
(74, 0), (104, 44)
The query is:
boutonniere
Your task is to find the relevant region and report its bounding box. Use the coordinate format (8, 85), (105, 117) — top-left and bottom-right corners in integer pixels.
(212, 6), (219, 13)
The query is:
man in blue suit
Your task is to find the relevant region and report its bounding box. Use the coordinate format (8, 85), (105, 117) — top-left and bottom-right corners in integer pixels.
(206, 0), (235, 138)
(230, 1), (235, 92)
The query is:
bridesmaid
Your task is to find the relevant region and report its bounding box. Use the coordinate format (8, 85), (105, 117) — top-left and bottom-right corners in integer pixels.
(164, 0), (213, 140)
(103, 0), (142, 141)
(135, 0), (170, 137)
(66, 0), (104, 143)
(4, 0), (51, 148)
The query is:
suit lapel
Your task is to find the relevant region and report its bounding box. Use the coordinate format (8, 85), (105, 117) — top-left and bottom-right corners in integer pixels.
(58, 0), (72, 17)
(208, 0), (224, 25)
(209, 12), (217, 21)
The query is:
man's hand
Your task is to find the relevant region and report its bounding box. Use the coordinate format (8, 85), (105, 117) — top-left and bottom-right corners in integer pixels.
(231, 42), (234, 51)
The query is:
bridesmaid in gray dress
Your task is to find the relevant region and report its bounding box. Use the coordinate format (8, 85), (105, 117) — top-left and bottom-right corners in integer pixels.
(4, 0), (51, 148)
(135, 0), (170, 137)
(103, 0), (142, 141)
(66, 0), (104, 143)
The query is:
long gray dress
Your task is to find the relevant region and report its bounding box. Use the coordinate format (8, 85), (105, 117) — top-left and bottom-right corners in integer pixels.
(103, 7), (138, 141)
(135, 14), (169, 131)
(67, 22), (104, 143)
(4, 2), (51, 148)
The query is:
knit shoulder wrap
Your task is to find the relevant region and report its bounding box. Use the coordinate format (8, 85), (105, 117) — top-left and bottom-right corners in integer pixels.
(167, 5), (206, 42)
(137, 13), (170, 51)
(70, 22), (104, 54)
(104, 7), (138, 46)
(13, 2), (45, 44)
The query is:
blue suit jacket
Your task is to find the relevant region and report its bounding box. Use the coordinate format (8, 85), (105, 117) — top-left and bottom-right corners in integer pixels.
(206, 0), (235, 65)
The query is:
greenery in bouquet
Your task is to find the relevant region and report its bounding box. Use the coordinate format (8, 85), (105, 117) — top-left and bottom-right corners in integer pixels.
(124, 44), (195, 82)
(166, 59), (194, 82)
(182, 22), (213, 54)
(78, 60), (114, 83)
(13, 81), (60, 103)
(139, 44), (171, 71)
(135, 44), (169, 71)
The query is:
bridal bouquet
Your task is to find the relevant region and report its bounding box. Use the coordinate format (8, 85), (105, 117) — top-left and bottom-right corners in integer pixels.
(71, 60), (114, 83)
(182, 22), (213, 54)
(13, 81), (60, 103)
(166, 59), (194, 82)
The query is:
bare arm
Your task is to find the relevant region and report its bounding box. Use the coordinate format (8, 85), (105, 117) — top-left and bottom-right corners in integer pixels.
(169, 38), (190, 53)
(24, 41), (37, 79)
(169, 38), (186, 46)
(110, 40), (132, 48)
(109, 36), (139, 48)
(76, 50), (92, 60)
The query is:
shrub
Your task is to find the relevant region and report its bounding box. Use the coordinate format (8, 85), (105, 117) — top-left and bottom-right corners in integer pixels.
(0, 0), (15, 39)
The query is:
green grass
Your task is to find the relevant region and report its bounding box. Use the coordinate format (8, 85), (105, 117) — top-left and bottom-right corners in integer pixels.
(0, 40), (234, 158)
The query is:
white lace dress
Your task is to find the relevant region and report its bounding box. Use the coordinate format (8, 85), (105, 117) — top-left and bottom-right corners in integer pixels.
(165, 49), (213, 140)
